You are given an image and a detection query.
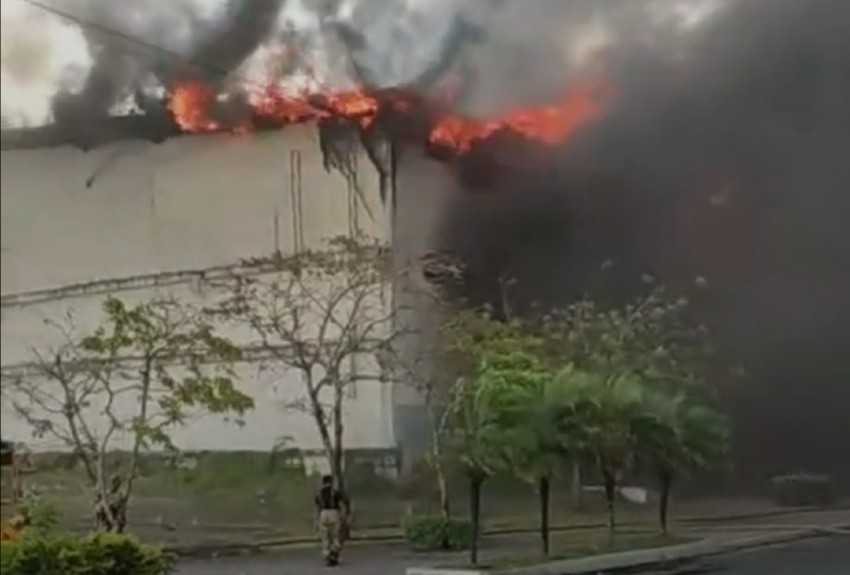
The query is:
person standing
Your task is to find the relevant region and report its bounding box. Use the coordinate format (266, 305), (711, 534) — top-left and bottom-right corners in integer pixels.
(314, 474), (349, 566)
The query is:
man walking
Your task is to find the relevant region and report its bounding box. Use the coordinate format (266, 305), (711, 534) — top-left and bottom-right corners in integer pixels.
(314, 475), (349, 566)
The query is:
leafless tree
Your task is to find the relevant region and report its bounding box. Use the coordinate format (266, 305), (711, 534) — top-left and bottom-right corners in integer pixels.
(211, 236), (404, 494)
(2, 297), (253, 532)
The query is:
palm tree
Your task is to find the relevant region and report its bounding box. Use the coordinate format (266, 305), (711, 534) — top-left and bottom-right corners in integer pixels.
(446, 364), (506, 566)
(480, 351), (565, 555)
(554, 368), (648, 544)
(640, 393), (729, 535)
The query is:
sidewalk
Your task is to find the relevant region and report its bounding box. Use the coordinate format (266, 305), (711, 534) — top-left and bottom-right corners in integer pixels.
(408, 509), (850, 575)
(175, 508), (849, 575)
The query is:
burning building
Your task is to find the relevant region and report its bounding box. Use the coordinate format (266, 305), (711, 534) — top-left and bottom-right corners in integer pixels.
(0, 122), (402, 470)
(2, 0), (850, 486)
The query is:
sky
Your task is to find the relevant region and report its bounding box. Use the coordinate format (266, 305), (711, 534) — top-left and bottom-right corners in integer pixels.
(0, 0), (724, 129)
(1, 0), (92, 126)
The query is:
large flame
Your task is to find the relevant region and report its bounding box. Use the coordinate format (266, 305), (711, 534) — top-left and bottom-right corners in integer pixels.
(428, 79), (608, 154)
(168, 76), (609, 157)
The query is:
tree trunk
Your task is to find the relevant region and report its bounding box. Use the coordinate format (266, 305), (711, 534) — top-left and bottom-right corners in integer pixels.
(437, 461), (451, 522)
(658, 469), (674, 536)
(332, 385), (349, 542)
(431, 421), (451, 522)
(601, 468), (617, 546)
(538, 474), (551, 555)
(94, 494), (127, 533)
(469, 472), (483, 566)
(570, 462), (583, 511)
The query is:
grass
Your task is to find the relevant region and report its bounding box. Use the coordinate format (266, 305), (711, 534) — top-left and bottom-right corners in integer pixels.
(4, 452), (781, 545)
(11, 456), (619, 533)
(443, 530), (693, 571)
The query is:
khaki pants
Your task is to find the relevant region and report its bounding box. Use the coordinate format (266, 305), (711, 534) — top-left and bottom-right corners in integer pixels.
(318, 509), (342, 559)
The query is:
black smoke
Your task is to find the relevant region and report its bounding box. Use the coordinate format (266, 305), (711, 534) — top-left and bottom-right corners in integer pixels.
(42, 0), (285, 147)
(427, 0), (850, 488)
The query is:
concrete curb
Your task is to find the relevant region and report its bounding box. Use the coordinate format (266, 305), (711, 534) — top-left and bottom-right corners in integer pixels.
(405, 522), (850, 575)
(163, 505), (845, 557)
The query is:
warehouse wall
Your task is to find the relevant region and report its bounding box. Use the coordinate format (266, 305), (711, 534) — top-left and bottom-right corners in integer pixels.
(0, 125), (396, 464)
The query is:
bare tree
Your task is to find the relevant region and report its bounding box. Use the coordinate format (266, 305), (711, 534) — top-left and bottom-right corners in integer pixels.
(212, 236), (401, 495)
(392, 345), (457, 522)
(2, 297), (253, 532)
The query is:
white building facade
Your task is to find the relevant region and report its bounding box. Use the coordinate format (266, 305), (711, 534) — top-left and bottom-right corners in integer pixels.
(0, 124), (400, 470)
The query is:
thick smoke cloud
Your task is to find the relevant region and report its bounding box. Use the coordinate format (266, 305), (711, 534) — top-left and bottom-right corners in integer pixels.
(2, 0), (848, 485)
(427, 0), (850, 486)
(1, 0), (490, 126)
(1, 0), (701, 125)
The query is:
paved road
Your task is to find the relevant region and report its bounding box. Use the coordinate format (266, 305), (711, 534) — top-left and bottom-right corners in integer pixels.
(175, 543), (448, 575)
(176, 536), (850, 575)
(642, 536), (850, 575)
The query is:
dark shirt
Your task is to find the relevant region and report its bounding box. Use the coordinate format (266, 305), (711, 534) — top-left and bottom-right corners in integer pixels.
(314, 485), (347, 511)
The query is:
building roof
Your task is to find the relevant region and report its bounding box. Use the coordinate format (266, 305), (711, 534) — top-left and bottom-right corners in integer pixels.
(0, 115), (182, 152)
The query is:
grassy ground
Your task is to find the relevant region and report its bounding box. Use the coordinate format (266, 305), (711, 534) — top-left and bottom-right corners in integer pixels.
(442, 529), (692, 570)
(1, 452), (780, 546)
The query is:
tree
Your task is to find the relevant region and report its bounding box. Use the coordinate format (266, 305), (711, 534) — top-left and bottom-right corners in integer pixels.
(212, 236), (398, 496)
(445, 363), (505, 566)
(537, 286), (716, 509)
(640, 393), (729, 535)
(540, 286), (715, 390)
(3, 297), (253, 532)
(395, 349), (457, 525)
(439, 307), (551, 564)
(478, 350), (565, 555)
(554, 368), (648, 544)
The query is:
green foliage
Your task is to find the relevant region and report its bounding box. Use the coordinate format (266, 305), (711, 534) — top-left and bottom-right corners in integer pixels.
(402, 515), (473, 551)
(445, 371), (506, 479)
(556, 369), (649, 475)
(0, 532), (173, 575)
(435, 283), (731, 544)
(538, 287), (715, 393)
(17, 492), (61, 534)
(770, 473), (838, 507)
(640, 393), (729, 475)
(80, 297), (254, 446)
(4, 295), (254, 532)
(472, 351), (565, 482)
(211, 236), (398, 486)
(441, 311), (546, 477)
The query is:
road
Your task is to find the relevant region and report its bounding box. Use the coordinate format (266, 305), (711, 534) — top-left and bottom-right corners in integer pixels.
(176, 536), (850, 575)
(641, 536), (850, 575)
(175, 543), (446, 575)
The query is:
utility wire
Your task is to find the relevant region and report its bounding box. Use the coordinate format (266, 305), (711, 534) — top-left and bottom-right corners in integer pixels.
(16, 0), (384, 94)
(16, 0), (264, 87)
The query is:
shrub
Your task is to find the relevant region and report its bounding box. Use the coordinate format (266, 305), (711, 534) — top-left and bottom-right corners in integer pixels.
(770, 473), (838, 507)
(17, 491), (61, 534)
(1, 532), (173, 575)
(402, 515), (473, 552)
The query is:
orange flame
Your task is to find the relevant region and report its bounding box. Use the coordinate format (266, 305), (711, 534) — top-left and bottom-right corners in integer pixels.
(169, 82), (221, 132)
(428, 79), (608, 153)
(168, 76), (610, 157)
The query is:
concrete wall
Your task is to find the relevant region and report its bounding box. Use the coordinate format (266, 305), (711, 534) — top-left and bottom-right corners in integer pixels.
(0, 125), (396, 463)
(389, 152), (457, 469)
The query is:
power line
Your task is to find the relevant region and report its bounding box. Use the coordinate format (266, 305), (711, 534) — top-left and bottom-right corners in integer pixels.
(17, 0), (372, 94)
(15, 0), (253, 85)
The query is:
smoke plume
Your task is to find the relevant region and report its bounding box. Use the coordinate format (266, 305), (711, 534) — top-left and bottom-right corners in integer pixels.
(423, 0), (850, 485)
(2, 0), (849, 485)
(1, 0), (706, 126)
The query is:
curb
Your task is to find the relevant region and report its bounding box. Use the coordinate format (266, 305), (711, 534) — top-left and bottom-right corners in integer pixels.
(405, 522), (850, 575)
(164, 505), (845, 557)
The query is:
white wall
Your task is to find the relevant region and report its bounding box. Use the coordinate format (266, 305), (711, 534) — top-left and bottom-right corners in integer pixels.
(0, 125), (396, 457)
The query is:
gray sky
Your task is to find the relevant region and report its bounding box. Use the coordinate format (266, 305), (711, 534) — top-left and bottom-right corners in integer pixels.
(0, 0), (723, 128)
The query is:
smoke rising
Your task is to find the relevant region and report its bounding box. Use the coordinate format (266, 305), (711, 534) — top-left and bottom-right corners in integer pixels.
(423, 0), (850, 485)
(1, 0), (721, 127)
(2, 0), (848, 484)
